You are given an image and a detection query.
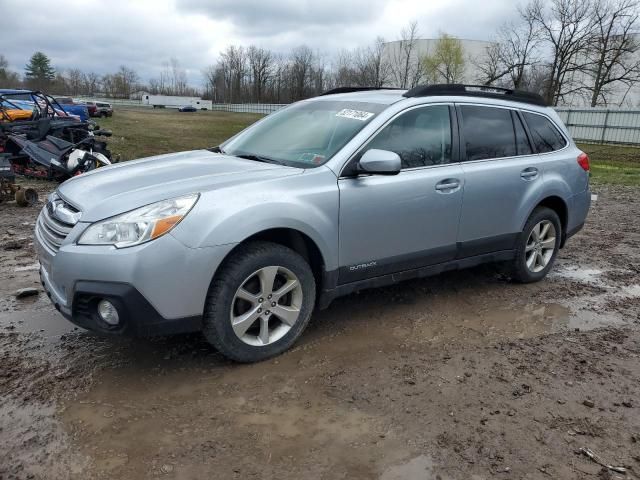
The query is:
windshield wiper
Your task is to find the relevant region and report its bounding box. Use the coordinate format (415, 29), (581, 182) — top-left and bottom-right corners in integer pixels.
(233, 153), (285, 166)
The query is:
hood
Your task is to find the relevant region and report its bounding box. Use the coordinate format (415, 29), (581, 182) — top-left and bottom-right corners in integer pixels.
(58, 150), (301, 222)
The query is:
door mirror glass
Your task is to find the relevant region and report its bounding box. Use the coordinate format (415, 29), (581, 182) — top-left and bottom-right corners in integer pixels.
(359, 149), (401, 175)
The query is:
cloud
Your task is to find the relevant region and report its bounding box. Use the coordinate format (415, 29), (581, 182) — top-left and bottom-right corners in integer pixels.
(0, 0), (524, 87)
(177, 0), (386, 36)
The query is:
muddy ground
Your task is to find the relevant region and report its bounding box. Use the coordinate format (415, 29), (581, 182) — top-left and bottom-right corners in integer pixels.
(1, 181), (639, 480)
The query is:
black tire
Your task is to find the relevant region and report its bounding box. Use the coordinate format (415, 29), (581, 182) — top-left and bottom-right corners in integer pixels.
(15, 187), (38, 207)
(510, 207), (561, 283)
(203, 241), (316, 363)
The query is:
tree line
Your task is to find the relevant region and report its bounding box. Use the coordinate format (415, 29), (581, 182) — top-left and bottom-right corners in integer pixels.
(0, 53), (199, 99)
(203, 0), (640, 107)
(1, 0), (638, 107)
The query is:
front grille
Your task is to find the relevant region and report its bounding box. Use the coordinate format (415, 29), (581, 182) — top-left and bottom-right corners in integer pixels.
(36, 200), (78, 253)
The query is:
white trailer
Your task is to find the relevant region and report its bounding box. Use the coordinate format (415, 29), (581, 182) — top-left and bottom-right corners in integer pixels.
(141, 94), (212, 110)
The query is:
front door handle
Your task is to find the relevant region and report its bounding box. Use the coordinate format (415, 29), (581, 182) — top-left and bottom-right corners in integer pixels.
(520, 167), (539, 180)
(435, 179), (460, 192)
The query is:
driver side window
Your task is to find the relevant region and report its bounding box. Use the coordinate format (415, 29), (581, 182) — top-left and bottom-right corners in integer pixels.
(363, 105), (453, 169)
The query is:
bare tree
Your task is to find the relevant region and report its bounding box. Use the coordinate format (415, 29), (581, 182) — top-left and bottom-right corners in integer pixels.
(351, 37), (392, 87)
(104, 66), (139, 98)
(530, 0), (597, 105)
(219, 46), (247, 103)
(170, 58), (188, 96)
(290, 45), (314, 100)
(270, 53), (288, 102)
(585, 0), (640, 106)
(311, 50), (328, 93)
(66, 68), (83, 96)
(201, 64), (217, 100)
(390, 21), (422, 88)
(423, 33), (466, 84)
(247, 46), (274, 102)
(369, 36), (392, 87)
(83, 72), (100, 95)
(333, 49), (356, 87)
(0, 54), (20, 87)
(477, 7), (542, 88)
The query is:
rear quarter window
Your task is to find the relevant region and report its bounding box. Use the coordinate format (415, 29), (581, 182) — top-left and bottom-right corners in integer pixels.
(522, 112), (567, 153)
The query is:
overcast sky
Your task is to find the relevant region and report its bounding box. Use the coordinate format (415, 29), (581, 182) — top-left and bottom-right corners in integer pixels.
(0, 0), (522, 87)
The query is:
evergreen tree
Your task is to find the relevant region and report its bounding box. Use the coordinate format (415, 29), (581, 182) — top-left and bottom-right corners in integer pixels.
(24, 51), (55, 90)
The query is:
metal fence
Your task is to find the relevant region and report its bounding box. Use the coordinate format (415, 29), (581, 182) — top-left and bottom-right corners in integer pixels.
(555, 108), (640, 146)
(208, 103), (287, 114)
(75, 98), (287, 114)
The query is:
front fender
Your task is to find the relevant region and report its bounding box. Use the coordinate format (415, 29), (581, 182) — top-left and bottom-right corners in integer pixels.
(171, 167), (340, 271)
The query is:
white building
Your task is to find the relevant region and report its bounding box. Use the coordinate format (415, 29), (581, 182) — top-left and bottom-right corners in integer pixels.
(382, 38), (495, 86)
(141, 94), (213, 110)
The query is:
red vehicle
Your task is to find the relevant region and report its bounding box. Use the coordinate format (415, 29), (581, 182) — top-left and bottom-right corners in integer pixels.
(86, 103), (97, 116)
(84, 101), (113, 118)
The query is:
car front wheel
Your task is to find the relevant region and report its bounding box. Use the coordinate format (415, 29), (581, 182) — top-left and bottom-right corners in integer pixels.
(203, 241), (316, 362)
(510, 207), (561, 283)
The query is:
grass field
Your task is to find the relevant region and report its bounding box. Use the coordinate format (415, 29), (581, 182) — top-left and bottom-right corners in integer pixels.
(98, 107), (640, 185)
(577, 143), (640, 186)
(97, 107), (262, 160)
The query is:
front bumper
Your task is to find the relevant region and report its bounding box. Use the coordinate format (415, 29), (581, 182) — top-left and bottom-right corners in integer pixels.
(35, 217), (236, 336)
(42, 277), (202, 336)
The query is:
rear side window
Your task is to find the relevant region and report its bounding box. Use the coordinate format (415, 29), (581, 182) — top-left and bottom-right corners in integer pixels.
(522, 112), (567, 153)
(365, 105), (452, 169)
(460, 106), (516, 161)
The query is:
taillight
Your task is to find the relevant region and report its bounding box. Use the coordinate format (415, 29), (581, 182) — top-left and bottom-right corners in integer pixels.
(577, 152), (590, 172)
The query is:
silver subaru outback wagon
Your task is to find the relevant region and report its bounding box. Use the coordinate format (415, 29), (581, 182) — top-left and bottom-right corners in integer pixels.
(35, 84), (591, 362)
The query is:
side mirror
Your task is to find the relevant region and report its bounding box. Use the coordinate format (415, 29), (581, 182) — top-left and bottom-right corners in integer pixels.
(358, 149), (401, 175)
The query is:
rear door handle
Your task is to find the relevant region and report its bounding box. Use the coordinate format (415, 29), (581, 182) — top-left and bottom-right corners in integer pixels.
(520, 167), (539, 180)
(435, 179), (461, 192)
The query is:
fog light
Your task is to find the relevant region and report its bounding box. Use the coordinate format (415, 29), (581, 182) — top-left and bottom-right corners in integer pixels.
(97, 299), (120, 325)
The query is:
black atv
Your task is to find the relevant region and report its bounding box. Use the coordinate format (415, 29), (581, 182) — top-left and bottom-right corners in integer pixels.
(0, 91), (114, 181)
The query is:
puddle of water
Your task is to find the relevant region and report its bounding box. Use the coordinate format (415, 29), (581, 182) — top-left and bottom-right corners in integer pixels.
(310, 296), (574, 354)
(380, 455), (435, 480)
(404, 302), (571, 345)
(618, 284), (640, 298)
(0, 309), (76, 339)
(0, 401), (89, 478)
(551, 265), (604, 285)
(566, 307), (625, 330)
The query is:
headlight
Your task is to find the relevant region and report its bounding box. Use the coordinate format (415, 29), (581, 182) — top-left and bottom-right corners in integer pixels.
(78, 194), (199, 248)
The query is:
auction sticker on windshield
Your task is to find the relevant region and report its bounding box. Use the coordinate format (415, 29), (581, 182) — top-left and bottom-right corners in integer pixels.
(336, 109), (375, 121)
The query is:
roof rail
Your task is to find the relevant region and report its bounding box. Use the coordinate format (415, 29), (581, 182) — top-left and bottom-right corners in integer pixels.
(319, 86), (403, 96)
(403, 84), (547, 107)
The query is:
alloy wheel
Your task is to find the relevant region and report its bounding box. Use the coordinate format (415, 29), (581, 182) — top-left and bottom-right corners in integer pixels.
(230, 266), (303, 346)
(525, 220), (556, 273)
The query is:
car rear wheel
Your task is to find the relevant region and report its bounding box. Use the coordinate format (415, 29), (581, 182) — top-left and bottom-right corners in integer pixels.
(510, 207), (561, 283)
(203, 241), (316, 362)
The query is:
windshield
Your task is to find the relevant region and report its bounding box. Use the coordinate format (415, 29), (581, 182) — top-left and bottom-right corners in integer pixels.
(222, 100), (386, 167)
